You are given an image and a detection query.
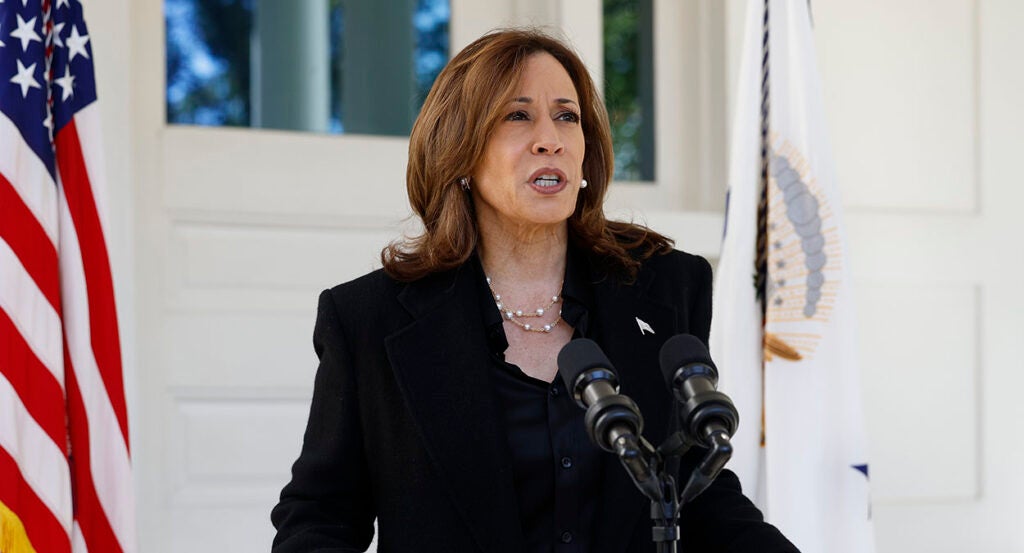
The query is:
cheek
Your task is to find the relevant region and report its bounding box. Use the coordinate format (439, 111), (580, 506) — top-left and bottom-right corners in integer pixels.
(573, 133), (586, 163)
(480, 139), (519, 176)
(474, 155), (519, 206)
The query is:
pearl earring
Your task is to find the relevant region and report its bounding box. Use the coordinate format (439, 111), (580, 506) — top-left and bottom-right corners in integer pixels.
(580, 179), (588, 189)
(459, 177), (470, 191)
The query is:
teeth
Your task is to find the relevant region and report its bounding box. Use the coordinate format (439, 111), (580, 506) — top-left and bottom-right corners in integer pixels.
(534, 175), (561, 187)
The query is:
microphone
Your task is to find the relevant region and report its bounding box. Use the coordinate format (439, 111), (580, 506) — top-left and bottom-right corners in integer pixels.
(658, 334), (739, 502)
(557, 338), (643, 452)
(558, 339), (662, 500)
(658, 334), (739, 445)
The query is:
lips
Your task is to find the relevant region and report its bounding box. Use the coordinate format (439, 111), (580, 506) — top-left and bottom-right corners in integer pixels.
(528, 168), (568, 194)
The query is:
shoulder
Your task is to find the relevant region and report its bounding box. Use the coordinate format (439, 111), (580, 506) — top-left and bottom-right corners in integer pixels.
(316, 268), (410, 338)
(325, 268), (402, 305)
(637, 248), (712, 286)
(640, 249), (714, 341)
(318, 265), (463, 334)
(635, 248), (713, 315)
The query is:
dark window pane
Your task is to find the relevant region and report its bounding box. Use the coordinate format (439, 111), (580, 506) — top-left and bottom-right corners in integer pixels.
(165, 0), (253, 127)
(603, 0), (654, 181)
(165, 0), (449, 135)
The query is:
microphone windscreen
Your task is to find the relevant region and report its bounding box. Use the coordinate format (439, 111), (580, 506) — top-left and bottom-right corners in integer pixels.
(557, 338), (615, 392)
(658, 334), (716, 387)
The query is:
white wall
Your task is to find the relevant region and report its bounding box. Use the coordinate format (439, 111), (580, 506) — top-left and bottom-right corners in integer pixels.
(817, 1), (1024, 550)
(82, 0), (1024, 551)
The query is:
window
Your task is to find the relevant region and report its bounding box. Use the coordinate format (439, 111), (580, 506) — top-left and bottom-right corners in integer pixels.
(165, 0), (449, 135)
(603, 0), (654, 181)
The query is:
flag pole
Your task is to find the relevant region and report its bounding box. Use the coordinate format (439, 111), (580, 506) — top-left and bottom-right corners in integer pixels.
(755, 0), (771, 448)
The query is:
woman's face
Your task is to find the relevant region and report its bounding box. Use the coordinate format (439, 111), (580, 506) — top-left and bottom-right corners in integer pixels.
(472, 52), (586, 233)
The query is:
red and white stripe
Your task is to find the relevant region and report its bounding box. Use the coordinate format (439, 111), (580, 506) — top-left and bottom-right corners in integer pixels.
(1, 108), (72, 553)
(0, 95), (135, 553)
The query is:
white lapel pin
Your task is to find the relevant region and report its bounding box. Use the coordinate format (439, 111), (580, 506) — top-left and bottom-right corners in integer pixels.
(635, 317), (655, 335)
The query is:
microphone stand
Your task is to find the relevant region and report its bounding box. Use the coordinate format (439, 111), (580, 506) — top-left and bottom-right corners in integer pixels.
(610, 425), (734, 553)
(608, 432), (680, 553)
(559, 337), (736, 551)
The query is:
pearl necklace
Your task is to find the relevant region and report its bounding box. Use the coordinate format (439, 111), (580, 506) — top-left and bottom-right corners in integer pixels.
(486, 276), (563, 333)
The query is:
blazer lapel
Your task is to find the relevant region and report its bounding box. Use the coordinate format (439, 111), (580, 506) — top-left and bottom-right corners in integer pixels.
(589, 267), (681, 553)
(385, 266), (525, 553)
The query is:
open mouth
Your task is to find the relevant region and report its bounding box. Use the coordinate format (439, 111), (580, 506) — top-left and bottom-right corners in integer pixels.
(533, 174), (563, 188)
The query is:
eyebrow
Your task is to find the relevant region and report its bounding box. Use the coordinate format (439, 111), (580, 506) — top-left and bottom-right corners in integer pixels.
(512, 96), (580, 108)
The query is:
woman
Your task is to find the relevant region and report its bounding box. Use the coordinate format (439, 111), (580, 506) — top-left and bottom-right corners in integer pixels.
(271, 29), (797, 553)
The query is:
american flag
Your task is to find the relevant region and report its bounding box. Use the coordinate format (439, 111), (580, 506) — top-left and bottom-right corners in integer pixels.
(1, 0), (135, 551)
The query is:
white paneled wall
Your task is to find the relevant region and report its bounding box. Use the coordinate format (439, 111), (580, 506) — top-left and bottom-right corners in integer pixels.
(817, 0), (979, 212)
(80, 0), (1024, 551)
(813, 0), (1024, 551)
(856, 283), (979, 502)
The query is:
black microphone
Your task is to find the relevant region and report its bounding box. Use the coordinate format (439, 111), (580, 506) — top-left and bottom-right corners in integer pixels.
(659, 334), (739, 444)
(557, 338), (643, 452)
(558, 339), (662, 501)
(658, 334), (739, 503)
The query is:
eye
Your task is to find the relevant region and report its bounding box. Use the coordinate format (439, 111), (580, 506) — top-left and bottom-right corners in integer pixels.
(505, 110), (530, 121)
(557, 110), (581, 123)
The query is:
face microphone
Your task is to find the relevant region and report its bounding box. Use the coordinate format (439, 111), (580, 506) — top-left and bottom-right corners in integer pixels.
(558, 338), (663, 500)
(557, 338), (643, 452)
(657, 334), (739, 503)
(659, 334), (739, 444)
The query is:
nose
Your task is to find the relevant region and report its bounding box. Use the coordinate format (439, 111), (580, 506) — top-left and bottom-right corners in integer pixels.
(531, 119), (564, 155)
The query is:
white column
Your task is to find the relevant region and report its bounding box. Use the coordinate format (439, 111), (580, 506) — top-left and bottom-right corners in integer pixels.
(342, 0), (417, 135)
(252, 0), (331, 132)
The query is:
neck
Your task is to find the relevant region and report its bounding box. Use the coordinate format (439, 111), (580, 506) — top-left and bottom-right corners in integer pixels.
(477, 221), (568, 285)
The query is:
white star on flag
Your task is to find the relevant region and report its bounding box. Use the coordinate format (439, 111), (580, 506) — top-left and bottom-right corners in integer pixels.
(0, 23), (6, 48)
(66, 24), (90, 62)
(10, 58), (40, 97)
(55, 64), (75, 100)
(53, 22), (66, 48)
(57, 0), (71, 8)
(10, 14), (42, 51)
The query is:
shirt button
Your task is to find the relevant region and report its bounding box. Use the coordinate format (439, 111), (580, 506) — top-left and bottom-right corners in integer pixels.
(560, 531), (573, 543)
(550, 386), (560, 397)
(560, 456), (573, 469)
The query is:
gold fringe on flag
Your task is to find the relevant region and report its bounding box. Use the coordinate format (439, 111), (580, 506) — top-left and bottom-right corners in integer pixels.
(763, 332), (803, 362)
(0, 500), (38, 553)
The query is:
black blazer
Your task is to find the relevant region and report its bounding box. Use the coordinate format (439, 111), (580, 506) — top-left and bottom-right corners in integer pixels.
(271, 249), (797, 553)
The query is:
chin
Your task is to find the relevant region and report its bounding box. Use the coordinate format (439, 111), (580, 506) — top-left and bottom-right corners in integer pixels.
(529, 207), (575, 227)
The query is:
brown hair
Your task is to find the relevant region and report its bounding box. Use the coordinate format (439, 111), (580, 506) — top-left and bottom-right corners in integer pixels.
(382, 28), (672, 282)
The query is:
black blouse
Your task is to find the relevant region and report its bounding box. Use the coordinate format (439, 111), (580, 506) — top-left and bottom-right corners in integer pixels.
(472, 249), (607, 552)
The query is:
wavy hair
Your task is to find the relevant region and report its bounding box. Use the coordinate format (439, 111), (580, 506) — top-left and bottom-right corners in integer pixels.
(382, 28), (672, 282)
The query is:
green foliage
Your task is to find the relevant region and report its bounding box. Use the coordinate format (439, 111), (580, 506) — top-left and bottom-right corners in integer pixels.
(194, 0), (252, 123)
(603, 0), (644, 181)
(165, 0), (252, 126)
(166, 0), (447, 133)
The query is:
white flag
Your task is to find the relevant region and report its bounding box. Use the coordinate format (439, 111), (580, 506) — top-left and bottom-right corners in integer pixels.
(712, 2), (876, 552)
